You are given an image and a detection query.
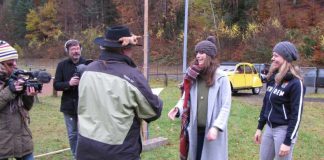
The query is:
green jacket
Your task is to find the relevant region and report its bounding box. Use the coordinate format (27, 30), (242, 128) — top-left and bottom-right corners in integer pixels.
(0, 77), (35, 159)
(76, 52), (163, 160)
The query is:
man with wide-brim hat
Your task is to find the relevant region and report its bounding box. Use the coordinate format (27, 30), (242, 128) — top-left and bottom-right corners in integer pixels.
(94, 25), (141, 48)
(76, 25), (163, 160)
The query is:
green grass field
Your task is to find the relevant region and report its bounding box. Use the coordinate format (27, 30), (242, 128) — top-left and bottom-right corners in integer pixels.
(30, 80), (324, 160)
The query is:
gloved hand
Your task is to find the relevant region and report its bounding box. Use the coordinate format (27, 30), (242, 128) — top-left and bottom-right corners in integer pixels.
(8, 79), (24, 94)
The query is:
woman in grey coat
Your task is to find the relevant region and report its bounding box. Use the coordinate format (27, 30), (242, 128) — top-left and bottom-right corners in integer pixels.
(168, 36), (232, 160)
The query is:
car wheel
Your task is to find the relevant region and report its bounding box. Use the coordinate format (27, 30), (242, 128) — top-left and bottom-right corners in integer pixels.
(230, 83), (238, 94)
(252, 87), (261, 95)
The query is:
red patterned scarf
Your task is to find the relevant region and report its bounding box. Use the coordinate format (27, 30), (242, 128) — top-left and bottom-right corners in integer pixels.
(180, 64), (201, 160)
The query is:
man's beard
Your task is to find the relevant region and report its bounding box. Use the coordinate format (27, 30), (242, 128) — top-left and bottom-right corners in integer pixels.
(71, 54), (80, 63)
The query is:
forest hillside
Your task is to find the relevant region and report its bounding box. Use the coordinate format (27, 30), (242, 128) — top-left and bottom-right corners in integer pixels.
(0, 0), (323, 66)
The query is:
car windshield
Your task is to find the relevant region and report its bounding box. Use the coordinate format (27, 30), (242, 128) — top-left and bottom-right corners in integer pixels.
(253, 63), (270, 73)
(220, 65), (236, 71)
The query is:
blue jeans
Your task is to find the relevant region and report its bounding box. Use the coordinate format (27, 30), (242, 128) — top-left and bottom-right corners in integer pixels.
(64, 113), (78, 158)
(0, 153), (34, 160)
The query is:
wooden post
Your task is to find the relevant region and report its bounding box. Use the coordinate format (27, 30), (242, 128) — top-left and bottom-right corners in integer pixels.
(52, 78), (58, 97)
(164, 73), (168, 87)
(34, 95), (40, 103)
(140, 0), (168, 150)
(141, 0), (149, 141)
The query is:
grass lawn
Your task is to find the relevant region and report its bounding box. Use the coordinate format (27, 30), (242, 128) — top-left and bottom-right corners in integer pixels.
(30, 96), (72, 160)
(29, 80), (323, 160)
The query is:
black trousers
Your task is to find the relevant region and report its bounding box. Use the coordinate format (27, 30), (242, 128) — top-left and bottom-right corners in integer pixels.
(196, 127), (205, 160)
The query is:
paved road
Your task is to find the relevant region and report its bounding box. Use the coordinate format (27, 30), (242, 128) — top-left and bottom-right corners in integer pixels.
(304, 97), (324, 103)
(232, 85), (324, 105)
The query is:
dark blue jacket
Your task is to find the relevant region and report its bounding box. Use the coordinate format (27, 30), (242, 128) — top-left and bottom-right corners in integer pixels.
(257, 73), (305, 146)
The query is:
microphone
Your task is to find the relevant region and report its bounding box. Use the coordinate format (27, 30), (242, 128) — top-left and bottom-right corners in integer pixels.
(74, 59), (93, 78)
(32, 70), (52, 83)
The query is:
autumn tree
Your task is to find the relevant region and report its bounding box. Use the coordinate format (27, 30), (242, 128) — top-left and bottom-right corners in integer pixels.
(152, 0), (183, 40)
(10, 0), (34, 44)
(0, 0), (12, 39)
(25, 9), (40, 47)
(25, 0), (62, 48)
(84, 0), (119, 27)
(241, 18), (285, 63)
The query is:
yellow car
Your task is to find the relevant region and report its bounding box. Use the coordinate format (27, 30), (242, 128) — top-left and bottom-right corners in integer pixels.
(220, 62), (263, 94)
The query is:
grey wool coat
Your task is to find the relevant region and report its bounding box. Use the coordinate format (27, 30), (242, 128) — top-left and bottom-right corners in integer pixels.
(176, 68), (232, 160)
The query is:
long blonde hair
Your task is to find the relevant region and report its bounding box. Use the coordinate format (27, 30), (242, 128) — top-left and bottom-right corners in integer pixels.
(267, 60), (303, 84)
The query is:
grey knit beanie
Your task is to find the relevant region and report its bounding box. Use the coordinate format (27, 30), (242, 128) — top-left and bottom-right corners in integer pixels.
(273, 41), (298, 62)
(195, 36), (217, 58)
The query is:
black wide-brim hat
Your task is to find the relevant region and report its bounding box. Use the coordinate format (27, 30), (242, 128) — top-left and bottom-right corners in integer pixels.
(94, 25), (134, 48)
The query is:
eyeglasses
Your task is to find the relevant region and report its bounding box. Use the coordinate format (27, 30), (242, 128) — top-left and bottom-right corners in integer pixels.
(69, 46), (81, 52)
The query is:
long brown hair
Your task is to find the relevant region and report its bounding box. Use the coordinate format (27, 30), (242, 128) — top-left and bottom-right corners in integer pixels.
(266, 60), (303, 84)
(191, 55), (220, 87)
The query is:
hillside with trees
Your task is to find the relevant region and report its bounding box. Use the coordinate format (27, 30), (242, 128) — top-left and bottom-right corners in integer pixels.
(0, 0), (323, 66)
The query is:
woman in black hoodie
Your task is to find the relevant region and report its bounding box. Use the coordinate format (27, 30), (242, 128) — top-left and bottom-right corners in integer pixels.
(254, 41), (305, 160)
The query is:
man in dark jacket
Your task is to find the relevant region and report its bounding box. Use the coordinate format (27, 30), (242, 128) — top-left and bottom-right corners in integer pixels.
(0, 40), (37, 160)
(76, 25), (163, 160)
(53, 39), (86, 159)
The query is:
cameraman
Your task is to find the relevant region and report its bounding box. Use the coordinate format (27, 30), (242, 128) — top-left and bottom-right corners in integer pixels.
(0, 40), (37, 160)
(53, 39), (86, 159)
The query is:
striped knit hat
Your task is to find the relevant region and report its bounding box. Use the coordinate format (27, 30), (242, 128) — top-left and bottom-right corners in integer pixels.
(0, 40), (18, 63)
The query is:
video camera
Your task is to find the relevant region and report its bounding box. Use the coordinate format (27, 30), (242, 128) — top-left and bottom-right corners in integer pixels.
(9, 69), (52, 92)
(73, 59), (93, 78)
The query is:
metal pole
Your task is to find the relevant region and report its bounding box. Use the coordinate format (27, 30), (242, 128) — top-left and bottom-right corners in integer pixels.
(182, 0), (189, 74)
(315, 68), (319, 93)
